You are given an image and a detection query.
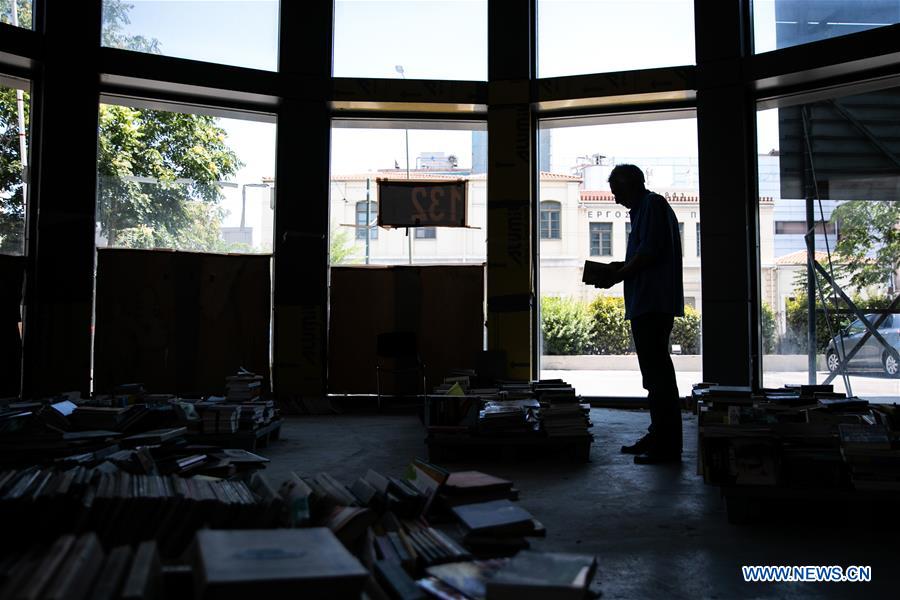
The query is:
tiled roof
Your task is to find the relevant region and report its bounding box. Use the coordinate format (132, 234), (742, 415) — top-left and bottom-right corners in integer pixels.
(580, 190), (775, 203)
(329, 170), (581, 182)
(775, 249), (832, 266)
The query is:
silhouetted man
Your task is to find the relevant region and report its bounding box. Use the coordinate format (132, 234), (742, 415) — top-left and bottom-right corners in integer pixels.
(605, 164), (684, 464)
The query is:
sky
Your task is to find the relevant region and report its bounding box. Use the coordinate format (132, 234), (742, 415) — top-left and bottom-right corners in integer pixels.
(107, 1), (789, 192)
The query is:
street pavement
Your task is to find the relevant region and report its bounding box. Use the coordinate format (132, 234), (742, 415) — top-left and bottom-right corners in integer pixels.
(541, 369), (900, 402)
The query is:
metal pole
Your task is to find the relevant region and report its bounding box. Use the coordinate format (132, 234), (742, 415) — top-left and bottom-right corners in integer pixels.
(806, 197), (816, 384)
(395, 65), (413, 265)
(240, 184), (247, 229)
(365, 178), (371, 265)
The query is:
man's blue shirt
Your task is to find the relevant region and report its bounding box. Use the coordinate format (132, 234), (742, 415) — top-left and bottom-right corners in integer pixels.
(623, 190), (685, 320)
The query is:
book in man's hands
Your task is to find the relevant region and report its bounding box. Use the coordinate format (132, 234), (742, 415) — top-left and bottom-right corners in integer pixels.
(582, 260), (620, 288)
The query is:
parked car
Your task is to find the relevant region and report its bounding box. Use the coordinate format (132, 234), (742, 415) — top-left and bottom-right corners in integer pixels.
(825, 314), (900, 377)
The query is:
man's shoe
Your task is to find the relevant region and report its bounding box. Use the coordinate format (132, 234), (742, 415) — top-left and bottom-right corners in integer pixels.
(633, 451), (681, 465)
(621, 434), (654, 455)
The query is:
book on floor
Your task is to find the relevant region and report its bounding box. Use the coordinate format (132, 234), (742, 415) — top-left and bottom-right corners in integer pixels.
(193, 528), (369, 599)
(485, 550), (597, 599)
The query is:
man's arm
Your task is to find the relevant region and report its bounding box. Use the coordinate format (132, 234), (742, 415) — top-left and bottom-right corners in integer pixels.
(616, 253), (656, 280)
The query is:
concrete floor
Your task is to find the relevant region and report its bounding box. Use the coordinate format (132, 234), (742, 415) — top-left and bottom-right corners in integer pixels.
(261, 409), (898, 599)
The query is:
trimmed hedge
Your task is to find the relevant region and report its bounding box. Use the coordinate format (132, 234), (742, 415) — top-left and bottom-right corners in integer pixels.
(588, 295), (632, 354)
(542, 295), (705, 355)
(541, 296), (594, 355)
(671, 305), (702, 354)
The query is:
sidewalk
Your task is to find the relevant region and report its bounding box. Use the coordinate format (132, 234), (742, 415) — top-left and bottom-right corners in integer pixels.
(540, 368), (900, 403)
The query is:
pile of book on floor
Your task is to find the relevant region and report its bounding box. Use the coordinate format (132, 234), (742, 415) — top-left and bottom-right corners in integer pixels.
(535, 380), (592, 438)
(189, 370), (277, 434)
(696, 383), (899, 491)
(0, 463), (282, 557)
(280, 457), (597, 599)
(428, 375), (593, 439)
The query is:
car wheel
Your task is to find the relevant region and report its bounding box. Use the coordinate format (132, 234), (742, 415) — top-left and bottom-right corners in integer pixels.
(883, 352), (900, 378)
(826, 352), (841, 373)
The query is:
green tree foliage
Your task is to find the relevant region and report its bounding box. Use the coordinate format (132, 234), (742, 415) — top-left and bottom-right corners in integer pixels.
(329, 229), (358, 265)
(832, 200), (900, 291)
(97, 105), (241, 248)
(588, 295), (631, 354)
(761, 302), (777, 354)
(541, 296), (593, 355)
(0, 1), (31, 28)
(0, 87), (28, 254)
(101, 0), (161, 53)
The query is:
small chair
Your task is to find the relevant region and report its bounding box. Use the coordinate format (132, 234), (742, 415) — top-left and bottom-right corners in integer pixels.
(375, 331), (427, 411)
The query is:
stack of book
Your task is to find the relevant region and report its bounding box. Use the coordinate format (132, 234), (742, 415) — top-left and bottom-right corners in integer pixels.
(839, 423), (900, 491)
(0, 466), (283, 556)
(0, 534), (163, 600)
(197, 403), (240, 434)
(225, 371), (264, 403)
(696, 383), (899, 491)
(479, 399), (540, 434)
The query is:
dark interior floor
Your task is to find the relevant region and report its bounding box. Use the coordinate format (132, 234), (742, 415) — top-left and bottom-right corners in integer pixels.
(261, 409), (897, 600)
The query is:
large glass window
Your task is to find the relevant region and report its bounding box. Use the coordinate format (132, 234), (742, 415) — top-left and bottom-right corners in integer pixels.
(330, 122), (487, 266)
(1, 1), (33, 29)
(0, 76), (29, 256)
(96, 100), (276, 254)
(101, 0), (280, 71)
(538, 0), (695, 78)
(333, 0), (488, 81)
(540, 200), (561, 239)
(757, 86), (900, 403)
(538, 116), (700, 397)
(754, 0), (900, 54)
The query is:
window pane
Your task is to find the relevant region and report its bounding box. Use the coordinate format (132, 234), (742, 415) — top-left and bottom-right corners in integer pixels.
(97, 102), (276, 254)
(1, 1), (33, 29)
(539, 116), (700, 397)
(330, 123), (487, 266)
(0, 77), (30, 256)
(541, 201), (561, 239)
(758, 90), (900, 404)
(754, 0), (900, 54)
(356, 201), (378, 240)
(334, 0), (488, 81)
(538, 0), (695, 78)
(101, 1), (280, 71)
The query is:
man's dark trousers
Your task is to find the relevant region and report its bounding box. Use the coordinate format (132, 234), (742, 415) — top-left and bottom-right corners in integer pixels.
(630, 312), (682, 454)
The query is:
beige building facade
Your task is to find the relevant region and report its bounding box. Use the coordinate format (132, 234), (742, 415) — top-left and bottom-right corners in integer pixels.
(329, 170), (777, 316)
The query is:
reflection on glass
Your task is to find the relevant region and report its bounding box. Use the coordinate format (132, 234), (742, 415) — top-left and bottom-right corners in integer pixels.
(0, 80), (29, 256)
(0, 0), (32, 29)
(333, 0), (487, 80)
(538, 0), (695, 78)
(537, 117), (701, 397)
(101, 0), (280, 71)
(96, 103), (276, 254)
(330, 125), (487, 266)
(757, 88), (900, 403)
(754, 0), (900, 54)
